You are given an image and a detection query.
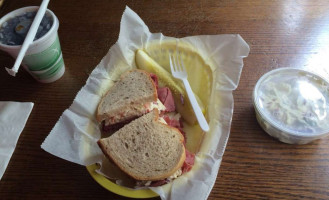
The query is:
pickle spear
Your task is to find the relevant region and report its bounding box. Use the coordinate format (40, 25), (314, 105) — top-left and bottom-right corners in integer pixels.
(135, 49), (185, 95)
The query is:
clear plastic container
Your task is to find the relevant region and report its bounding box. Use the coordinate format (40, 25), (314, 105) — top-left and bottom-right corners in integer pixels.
(253, 68), (329, 144)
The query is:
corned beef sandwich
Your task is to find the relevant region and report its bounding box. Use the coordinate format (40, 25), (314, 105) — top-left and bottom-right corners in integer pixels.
(96, 69), (195, 186)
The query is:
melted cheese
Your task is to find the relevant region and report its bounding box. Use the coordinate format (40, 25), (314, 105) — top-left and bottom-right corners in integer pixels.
(158, 117), (167, 124)
(147, 99), (166, 112)
(168, 168), (182, 180)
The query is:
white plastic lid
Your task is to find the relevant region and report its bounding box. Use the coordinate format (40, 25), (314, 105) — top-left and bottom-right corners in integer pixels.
(253, 68), (329, 142)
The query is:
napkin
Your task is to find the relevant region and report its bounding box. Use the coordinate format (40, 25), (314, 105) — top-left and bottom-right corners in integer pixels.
(41, 6), (249, 200)
(0, 101), (34, 180)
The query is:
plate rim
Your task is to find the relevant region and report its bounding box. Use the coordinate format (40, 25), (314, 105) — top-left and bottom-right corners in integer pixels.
(86, 164), (159, 199)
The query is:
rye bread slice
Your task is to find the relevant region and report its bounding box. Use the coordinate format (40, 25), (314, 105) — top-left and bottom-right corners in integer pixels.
(96, 69), (157, 125)
(97, 109), (186, 181)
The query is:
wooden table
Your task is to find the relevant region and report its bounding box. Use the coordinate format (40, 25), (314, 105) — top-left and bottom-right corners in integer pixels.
(1, 0), (329, 199)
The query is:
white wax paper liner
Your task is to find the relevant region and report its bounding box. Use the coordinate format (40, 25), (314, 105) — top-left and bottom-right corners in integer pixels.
(41, 6), (250, 200)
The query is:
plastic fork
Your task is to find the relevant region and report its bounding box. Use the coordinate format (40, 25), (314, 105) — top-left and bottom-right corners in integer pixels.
(169, 53), (210, 132)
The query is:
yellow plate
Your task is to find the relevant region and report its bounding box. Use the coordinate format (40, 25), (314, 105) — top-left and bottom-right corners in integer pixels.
(86, 164), (158, 198)
(87, 41), (213, 198)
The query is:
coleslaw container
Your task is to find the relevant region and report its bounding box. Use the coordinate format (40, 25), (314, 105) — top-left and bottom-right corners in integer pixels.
(253, 68), (329, 144)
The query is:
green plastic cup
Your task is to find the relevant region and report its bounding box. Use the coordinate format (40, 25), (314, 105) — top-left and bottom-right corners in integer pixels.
(0, 6), (65, 83)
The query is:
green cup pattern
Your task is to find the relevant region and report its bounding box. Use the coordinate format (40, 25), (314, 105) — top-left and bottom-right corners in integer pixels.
(23, 36), (64, 80)
(33, 54), (64, 80)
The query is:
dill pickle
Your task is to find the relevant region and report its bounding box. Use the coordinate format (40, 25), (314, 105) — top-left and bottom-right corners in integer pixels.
(135, 49), (185, 95)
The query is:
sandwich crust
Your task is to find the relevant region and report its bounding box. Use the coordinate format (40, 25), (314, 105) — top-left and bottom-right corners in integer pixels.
(97, 109), (186, 181)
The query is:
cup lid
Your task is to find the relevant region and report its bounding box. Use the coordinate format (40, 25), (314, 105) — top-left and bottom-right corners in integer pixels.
(253, 68), (329, 138)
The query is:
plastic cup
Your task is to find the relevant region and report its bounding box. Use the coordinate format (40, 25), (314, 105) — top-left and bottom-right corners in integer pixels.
(0, 6), (65, 83)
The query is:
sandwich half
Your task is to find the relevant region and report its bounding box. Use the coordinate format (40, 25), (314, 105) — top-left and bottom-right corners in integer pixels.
(96, 69), (165, 130)
(97, 109), (186, 181)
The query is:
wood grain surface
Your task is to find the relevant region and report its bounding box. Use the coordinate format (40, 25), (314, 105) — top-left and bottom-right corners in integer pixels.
(1, 0), (329, 199)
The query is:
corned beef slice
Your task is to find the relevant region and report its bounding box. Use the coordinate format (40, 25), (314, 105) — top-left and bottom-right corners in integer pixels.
(102, 116), (138, 132)
(150, 73), (158, 88)
(150, 73), (176, 112)
(163, 115), (184, 133)
(150, 179), (169, 187)
(158, 87), (175, 112)
(182, 150), (195, 173)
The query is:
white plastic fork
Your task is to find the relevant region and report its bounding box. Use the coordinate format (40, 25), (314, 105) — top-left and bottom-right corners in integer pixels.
(169, 53), (210, 132)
